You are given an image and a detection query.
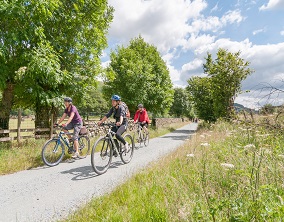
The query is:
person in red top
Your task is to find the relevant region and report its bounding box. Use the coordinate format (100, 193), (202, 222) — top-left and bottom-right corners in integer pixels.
(134, 104), (150, 134)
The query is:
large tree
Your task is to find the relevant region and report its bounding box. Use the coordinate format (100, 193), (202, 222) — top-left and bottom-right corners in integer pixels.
(187, 48), (253, 122)
(204, 48), (253, 119)
(103, 36), (174, 116)
(0, 0), (113, 133)
(169, 87), (193, 118)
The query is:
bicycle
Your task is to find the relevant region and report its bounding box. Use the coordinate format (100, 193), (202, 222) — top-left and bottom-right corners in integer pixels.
(41, 125), (90, 167)
(91, 123), (134, 175)
(133, 122), (149, 148)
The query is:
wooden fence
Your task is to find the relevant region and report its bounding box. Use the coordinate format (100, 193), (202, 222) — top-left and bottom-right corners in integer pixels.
(0, 115), (188, 143)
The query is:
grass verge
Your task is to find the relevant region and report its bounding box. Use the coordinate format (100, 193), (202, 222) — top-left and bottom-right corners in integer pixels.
(63, 119), (284, 221)
(0, 121), (189, 175)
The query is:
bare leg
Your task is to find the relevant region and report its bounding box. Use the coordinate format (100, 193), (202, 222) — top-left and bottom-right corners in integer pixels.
(74, 140), (79, 153)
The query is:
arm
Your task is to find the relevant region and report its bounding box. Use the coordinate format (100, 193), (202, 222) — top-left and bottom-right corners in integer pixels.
(57, 113), (67, 124)
(98, 116), (107, 125)
(133, 111), (138, 122)
(116, 106), (125, 126)
(116, 115), (123, 126)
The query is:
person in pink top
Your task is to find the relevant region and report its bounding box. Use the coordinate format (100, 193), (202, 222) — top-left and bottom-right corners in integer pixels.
(56, 97), (83, 158)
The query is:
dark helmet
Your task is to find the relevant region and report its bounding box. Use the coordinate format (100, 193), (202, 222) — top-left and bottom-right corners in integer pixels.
(64, 97), (72, 103)
(137, 104), (143, 108)
(111, 95), (121, 101)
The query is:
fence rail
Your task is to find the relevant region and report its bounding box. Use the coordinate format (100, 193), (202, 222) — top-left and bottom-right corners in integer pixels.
(0, 116), (188, 143)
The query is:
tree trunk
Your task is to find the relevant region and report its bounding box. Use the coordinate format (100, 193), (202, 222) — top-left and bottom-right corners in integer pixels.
(0, 83), (14, 138)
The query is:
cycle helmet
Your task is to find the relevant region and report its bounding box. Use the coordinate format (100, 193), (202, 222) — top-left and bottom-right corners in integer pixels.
(137, 104), (143, 108)
(111, 95), (121, 101)
(64, 97), (72, 103)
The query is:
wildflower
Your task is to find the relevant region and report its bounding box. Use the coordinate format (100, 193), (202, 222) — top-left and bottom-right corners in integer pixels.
(186, 154), (194, 158)
(200, 142), (210, 147)
(244, 144), (256, 151)
(278, 154), (284, 159)
(221, 163), (235, 169)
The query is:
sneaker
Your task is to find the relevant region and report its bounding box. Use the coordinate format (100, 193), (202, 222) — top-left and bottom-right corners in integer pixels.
(123, 142), (130, 153)
(72, 152), (79, 158)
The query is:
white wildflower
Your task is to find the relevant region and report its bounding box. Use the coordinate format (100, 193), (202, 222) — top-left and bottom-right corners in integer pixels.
(221, 163), (235, 169)
(244, 144), (256, 151)
(186, 154), (194, 158)
(200, 142), (210, 147)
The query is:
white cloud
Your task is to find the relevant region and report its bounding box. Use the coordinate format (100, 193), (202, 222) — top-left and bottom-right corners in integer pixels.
(281, 30), (284, 35)
(210, 3), (219, 13)
(252, 28), (266, 35)
(108, 0), (207, 53)
(221, 10), (244, 24)
(259, 0), (284, 10)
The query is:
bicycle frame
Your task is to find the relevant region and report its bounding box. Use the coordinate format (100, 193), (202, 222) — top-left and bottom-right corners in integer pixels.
(53, 130), (73, 153)
(105, 126), (121, 155)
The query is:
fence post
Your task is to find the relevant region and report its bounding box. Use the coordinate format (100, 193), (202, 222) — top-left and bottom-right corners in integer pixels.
(50, 114), (54, 139)
(17, 109), (22, 143)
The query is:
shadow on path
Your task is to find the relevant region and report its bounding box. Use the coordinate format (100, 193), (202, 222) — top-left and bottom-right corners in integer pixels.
(61, 165), (97, 181)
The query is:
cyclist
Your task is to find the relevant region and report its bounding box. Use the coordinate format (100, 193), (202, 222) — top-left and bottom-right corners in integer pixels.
(134, 104), (150, 134)
(98, 95), (129, 152)
(56, 97), (83, 158)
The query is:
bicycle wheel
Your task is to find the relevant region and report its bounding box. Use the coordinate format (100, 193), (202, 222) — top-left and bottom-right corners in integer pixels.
(91, 137), (113, 175)
(42, 139), (65, 167)
(120, 134), (134, 164)
(78, 136), (90, 159)
(144, 132), (149, 147)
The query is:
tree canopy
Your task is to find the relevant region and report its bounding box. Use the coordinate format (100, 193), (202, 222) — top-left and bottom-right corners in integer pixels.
(0, 0), (113, 130)
(187, 48), (253, 122)
(103, 36), (174, 116)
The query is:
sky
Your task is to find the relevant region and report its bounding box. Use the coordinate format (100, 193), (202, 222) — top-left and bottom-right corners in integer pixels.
(101, 0), (284, 109)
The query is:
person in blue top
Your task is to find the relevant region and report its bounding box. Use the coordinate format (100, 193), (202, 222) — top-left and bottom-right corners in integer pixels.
(98, 95), (129, 153)
(56, 97), (83, 158)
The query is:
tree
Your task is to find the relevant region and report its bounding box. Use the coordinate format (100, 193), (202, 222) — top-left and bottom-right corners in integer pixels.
(187, 77), (216, 122)
(187, 48), (253, 122)
(260, 104), (275, 115)
(169, 87), (193, 118)
(103, 36), (174, 116)
(74, 83), (109, 120)
(0, 0), (113, 134)
(203, 48), (253, 120)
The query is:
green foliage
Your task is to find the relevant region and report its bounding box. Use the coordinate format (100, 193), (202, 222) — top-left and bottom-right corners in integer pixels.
(74, 83), (109, 118)
(103, 36), (174, 116)
(187, 76), (215, 122)
(169, 87), (194, 118)
(0, 0), (114, 126)
(260, 104), (275, 115)
(187, 48), (253, 122)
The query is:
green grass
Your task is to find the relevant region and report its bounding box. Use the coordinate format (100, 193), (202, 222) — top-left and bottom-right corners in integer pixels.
(62, 119), (284, 221)
(0, 122), (189, 175)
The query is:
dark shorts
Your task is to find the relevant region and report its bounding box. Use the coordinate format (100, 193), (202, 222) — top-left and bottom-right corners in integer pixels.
(63, 122), (82, 141)
(140, 122), (148, 128)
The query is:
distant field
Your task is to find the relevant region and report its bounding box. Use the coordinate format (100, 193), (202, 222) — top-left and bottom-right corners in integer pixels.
(9, 118), (35, 137)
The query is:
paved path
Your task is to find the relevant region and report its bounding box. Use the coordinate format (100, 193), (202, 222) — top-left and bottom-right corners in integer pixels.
(0, 123), (197, 222)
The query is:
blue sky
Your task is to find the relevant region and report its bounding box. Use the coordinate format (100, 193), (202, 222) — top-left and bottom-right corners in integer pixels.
(101, 0), (284, 109)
